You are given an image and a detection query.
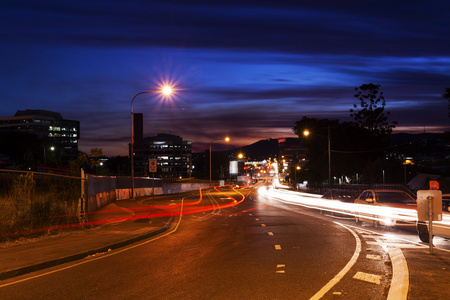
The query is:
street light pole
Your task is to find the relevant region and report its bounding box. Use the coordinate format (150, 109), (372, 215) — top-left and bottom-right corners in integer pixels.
(209, 137), (230, 186)
(303, 126), (331, 187)
(130, 87), (172, 199)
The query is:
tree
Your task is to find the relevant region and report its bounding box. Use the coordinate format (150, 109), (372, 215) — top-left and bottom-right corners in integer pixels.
(443, 87), (450, 120)
(292, 117), (377, 184)
(69, 148), (103, 175)
(350, 83), (397, 137)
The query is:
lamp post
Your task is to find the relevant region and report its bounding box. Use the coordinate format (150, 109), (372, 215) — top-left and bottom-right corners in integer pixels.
(130, 87), (172, 199)
(209, 136), (230, 185)
(303, 126), (331, 187)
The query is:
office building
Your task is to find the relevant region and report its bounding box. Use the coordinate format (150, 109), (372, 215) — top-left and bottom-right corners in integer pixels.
(0, 109), (80, 157)
(133, 133), (192, 178)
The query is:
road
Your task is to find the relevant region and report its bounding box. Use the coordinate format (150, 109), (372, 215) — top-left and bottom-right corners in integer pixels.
(0, 186), (447, 299)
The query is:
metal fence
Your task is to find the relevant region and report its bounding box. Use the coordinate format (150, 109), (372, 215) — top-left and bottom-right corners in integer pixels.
(0, 169), (82, 240)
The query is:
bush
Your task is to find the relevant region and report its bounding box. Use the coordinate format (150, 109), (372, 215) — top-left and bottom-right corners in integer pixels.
(0, 171), (81, 242)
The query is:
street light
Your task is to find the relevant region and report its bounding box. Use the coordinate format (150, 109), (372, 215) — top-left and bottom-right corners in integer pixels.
(303, 126), (331, 187)
(209, 136), (230, 185)
(130, 86), (173, 199)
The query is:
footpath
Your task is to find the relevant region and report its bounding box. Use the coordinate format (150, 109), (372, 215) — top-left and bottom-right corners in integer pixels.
(0, 196), (449, 299)
(0, 197), (176, 281)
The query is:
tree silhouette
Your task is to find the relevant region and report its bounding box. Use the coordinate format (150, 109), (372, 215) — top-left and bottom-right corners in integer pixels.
(350, 83), (397, 137)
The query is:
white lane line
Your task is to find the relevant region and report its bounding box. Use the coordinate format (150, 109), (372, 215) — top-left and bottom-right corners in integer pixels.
(275, 245), (281, 250)
(276, 264), (285, 273)
(261, 224), (266, 227)
(268, 232), (274, 236)
(366, 254), (381, 260)
(255, 218), (260, 221)
(366, 241), (426, 249)
(353, 271), (381, 285)
(249, 214), (253, 216)
(309, 223), (361, 300)
(387, 248), (409, 300)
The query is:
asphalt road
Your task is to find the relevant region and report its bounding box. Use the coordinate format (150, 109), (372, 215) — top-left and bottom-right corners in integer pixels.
(1, 186), (441, 299)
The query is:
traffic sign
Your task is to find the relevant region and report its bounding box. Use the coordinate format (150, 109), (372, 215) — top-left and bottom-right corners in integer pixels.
(149, 159), (157, 173)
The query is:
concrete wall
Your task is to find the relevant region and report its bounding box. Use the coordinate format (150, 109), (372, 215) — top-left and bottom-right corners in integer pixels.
(87, 189), (116, 213)
(162, 183), (207, 194)
(86, 183), (207, 212)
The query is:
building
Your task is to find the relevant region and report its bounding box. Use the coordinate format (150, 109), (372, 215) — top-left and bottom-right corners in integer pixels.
(133, 133), (192, 178)
(0, 109), (80, 157)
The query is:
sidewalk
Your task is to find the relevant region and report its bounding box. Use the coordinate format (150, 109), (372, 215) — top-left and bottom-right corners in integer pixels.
(0, 199), (174, 281)
(402, 247), (450, 299)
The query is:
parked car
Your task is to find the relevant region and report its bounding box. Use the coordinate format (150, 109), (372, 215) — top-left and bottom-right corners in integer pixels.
(416, 193), (450, 243)
(442, 194), (450, 212)
(354, 189), (417, 227)
(321, 189), (358, 203)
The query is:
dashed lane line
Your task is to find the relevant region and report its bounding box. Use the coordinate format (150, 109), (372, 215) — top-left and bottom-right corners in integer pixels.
(268, 232), (274, 236)
(276, 264), (285, 274)
(353, 271), (381, 285)
(366, 254), (381, 261)
(275, 245), (281, 250)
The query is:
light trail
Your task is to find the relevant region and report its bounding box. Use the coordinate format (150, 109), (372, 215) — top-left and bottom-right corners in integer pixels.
(2, 185), (246, 239)
(258, 188), (450, 230)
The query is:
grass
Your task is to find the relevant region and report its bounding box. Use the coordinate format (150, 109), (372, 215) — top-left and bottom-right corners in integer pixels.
(0, 171), (82, 242)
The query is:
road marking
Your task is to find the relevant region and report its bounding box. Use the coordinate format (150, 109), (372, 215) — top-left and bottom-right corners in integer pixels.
(310, 223), (361, 300)
(261, 224), (266, 227)
(353, 272), (381, 285)
(275, 245), (281, 250)
(366, 241), (426, 249)
(276, 264), (285, 273)
(387, 248), (409, 300)
(268, 232), (274, 236)
(255, 218), (260, 221)
(366, 254), (381, 260)
(249, 214), (253, 216)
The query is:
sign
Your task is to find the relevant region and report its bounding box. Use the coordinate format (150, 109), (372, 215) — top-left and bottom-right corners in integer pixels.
(417, 190), (442, 222)
(149, 159), (157, 173)
(430, 181), (439, 190)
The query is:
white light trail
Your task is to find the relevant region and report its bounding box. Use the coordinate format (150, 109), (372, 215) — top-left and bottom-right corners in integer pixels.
(258, 188), (450, 228)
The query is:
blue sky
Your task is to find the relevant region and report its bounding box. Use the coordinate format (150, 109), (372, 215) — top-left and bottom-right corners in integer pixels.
(1, 0), (449, 155)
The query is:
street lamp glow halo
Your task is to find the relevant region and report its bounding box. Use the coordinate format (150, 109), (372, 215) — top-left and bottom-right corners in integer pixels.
(162, 86), (172, 95)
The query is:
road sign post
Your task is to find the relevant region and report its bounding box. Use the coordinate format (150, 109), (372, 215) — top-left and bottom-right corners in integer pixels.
(149, 159), (157, 204)
(417, 190), (442, 254)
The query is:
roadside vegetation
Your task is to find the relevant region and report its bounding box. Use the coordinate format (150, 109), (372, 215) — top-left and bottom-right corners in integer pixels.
(0, 170), (82, 242)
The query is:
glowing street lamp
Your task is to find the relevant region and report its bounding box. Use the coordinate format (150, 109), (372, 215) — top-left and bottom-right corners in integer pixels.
(130, 85), (173, 199)
(209, 136), (230, 185)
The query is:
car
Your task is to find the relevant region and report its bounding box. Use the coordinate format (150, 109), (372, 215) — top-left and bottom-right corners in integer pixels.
(354, 189), (417, 227)
(321, 189), (358, 203)
(416, 193), (450, 243)
(442, 194), (450, 212)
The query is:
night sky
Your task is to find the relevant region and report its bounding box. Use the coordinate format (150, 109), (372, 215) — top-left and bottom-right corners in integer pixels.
(1, 1), (449, 156)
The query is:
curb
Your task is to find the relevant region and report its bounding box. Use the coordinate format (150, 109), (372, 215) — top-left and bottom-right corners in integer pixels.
(0, 216), (174, 281)
(387, 248), (409, 300)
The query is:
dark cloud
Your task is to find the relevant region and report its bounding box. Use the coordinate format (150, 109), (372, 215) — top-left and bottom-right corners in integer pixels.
(0, 0), (449, 155)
